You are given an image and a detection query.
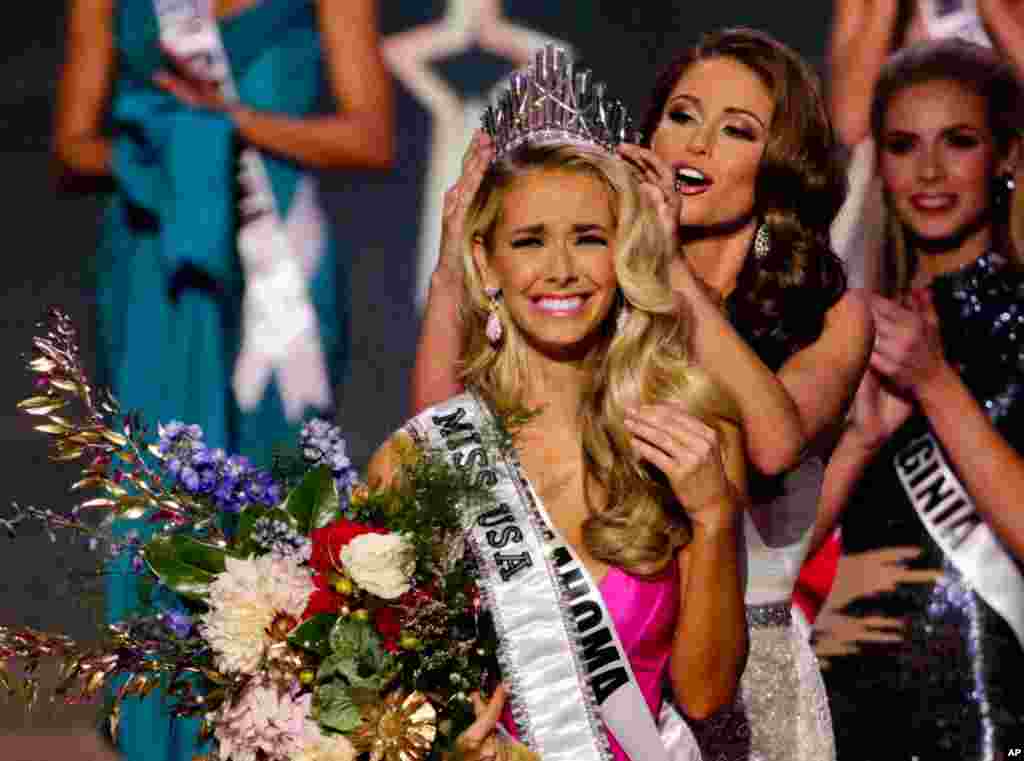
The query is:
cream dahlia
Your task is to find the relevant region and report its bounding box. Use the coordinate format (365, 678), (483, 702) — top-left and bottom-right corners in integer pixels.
(214, 681), (319, 761)
(294, 729), (358, 761)
(200, 554), (315, 674)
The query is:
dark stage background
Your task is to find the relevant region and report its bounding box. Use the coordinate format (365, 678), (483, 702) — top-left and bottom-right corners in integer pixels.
(0, 0), (831, 730)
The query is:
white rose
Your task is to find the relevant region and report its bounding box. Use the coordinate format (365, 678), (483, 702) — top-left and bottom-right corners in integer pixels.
(340, 533), (415, 599)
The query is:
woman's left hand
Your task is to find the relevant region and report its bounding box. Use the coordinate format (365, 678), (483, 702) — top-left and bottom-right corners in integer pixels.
(870, 290), (948, 395)
(153, 47), (231, 112)
(625, 403), (737, 530)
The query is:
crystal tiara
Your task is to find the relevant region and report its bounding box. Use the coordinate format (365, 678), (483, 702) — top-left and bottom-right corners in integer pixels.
(481, 44), (638, 160)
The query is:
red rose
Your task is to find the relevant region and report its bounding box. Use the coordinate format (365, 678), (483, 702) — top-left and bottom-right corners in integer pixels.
(373, 606), (402, 640)
(309, 519), (388, 574)
(302, 588), (343, 620)
(301, 573), (345, 620)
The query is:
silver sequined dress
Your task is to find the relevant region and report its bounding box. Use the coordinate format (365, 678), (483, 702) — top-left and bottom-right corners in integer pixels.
(824, 252), (1024, 760)
(690, 457), (836, 761)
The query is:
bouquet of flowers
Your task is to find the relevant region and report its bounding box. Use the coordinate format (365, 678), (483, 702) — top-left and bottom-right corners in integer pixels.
(0, 310), (502, 761)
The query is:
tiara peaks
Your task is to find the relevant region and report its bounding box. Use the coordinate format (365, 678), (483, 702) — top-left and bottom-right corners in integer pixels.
(482, 45), (638, 159)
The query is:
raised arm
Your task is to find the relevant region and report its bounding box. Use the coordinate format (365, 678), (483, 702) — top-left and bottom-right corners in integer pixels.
(828, 0), (901, 147)
(618, 144), (874, 476)
(669, 419), (748, 719)
(410, 132), (494, 414)
(671, 266), (808, 475)
(53, 0), (117, 186)
(775, 289), (875, 450)
(681, 272), (873, 476)
(625, 403), (748, 718)
(809, 366), (913, 554)
(979, 0), (1024, 82)
(870, 291), (1024, 560)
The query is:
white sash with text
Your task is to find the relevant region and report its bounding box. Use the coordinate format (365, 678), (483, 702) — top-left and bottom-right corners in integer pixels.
(153, 0), (331, 420)
(894, 431), (1024, 647)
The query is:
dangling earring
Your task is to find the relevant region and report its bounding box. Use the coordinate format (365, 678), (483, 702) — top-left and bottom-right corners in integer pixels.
(994, 172), (1016, 212)
(754, 221), (771, 260)
(485, 287), (503, 345)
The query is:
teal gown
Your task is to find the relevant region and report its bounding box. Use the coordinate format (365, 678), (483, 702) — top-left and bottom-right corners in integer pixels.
(98, 2), (345, 758)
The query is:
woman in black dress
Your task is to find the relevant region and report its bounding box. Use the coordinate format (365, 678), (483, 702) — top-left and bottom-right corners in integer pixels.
(816, 39), (1024, 760)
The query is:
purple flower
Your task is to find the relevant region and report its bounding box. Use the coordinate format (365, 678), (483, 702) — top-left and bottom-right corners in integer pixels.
(225, 455), (251, 481)
(164, 609), (192, 638)
(179, 466), (200, 492)
(156, 421), (281, 512)
(300, 418), (360, 502)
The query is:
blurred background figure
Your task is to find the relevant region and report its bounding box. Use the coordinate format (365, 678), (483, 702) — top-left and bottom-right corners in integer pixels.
(51, 0), (393, 759)
(815, 34), (1024, 760)
(801, 0), (1024, 633)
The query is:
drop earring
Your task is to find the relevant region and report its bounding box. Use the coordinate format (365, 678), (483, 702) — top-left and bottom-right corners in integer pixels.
(485, 287), (503, 345)
(754, 222), (771, 260)
(994, 172), (1016, 212)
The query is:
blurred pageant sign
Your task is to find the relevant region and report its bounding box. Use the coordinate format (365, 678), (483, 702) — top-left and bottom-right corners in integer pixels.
(919, 0), (993, 46)
(382, 0), (568, 310)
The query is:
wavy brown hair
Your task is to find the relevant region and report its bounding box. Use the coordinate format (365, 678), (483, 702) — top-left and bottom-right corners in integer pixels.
(641, 27), (847, 370)
(459, 143), (738, 575)
(870, 39), (1024, 294)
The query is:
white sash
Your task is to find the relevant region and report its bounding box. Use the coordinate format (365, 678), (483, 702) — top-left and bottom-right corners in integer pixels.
(407, 393), (701, 761)
(894, 431), (1024, 647)
(153, 0), (331, 420)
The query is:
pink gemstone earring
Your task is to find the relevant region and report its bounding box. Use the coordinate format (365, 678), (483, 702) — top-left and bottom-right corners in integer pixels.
(485, 287), (503, 345)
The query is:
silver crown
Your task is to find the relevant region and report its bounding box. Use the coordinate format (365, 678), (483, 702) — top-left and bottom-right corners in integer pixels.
(482, 45), (639, 159)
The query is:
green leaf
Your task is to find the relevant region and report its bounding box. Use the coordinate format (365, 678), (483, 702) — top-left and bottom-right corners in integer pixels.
(329, 618), (381, 661)
(169, 535), (227, 574)
(142, 535), (227, 602)
(322, 618), (396, 691)
(316, 681), (363, 732)
(283, 466), (340, 534)
(316, 651), (350, 681)
(288, 614), (338, 658)
(318, 650), (397, 692)
(233, 505), (297, 558)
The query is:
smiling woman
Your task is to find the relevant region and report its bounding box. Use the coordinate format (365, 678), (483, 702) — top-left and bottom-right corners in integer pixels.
(815, 40), (1024, 760)
(471, 169), (619, 362)
(372, 125), (750, 761)
(410, 32), (871, 761)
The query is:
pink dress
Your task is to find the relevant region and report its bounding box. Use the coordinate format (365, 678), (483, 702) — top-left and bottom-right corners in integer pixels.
(501, 563), (680, 761)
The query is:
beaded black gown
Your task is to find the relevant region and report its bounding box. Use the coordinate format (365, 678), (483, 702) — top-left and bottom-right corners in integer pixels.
(823, 252), (1024, 761)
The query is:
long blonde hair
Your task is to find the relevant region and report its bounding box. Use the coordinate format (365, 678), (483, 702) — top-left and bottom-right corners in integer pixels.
(459, 143), (738, 575)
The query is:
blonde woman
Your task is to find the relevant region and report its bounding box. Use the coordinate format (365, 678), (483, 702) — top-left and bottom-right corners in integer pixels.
(372, 140), (748, 761)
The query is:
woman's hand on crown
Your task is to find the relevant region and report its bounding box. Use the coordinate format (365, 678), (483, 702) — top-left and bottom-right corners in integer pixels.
(438, 131), (494, 287)
(625, 402), (738, 531)
(617, 143), (682, 253)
